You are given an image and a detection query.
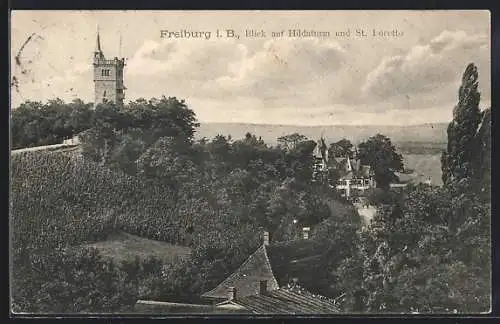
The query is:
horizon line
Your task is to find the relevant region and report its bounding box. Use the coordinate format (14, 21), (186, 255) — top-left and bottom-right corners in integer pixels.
(198, 121), (449, 127)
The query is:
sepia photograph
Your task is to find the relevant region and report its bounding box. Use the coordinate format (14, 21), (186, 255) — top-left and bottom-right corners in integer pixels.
(10, 10), (491, 315)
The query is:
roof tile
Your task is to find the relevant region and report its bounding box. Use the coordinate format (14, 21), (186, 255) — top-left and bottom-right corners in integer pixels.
(201, 245), (279, 300)
(235, 287), (341, 314)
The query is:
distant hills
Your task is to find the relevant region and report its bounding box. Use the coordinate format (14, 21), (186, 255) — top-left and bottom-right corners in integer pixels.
(195, 122), (448, 145)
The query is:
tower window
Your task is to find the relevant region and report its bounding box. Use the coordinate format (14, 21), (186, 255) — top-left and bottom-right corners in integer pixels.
(101, 69), (110, 77)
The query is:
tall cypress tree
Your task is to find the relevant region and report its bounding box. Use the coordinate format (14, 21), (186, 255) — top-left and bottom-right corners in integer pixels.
(472, 107), (491, 201)
(441, 63), (482, 185)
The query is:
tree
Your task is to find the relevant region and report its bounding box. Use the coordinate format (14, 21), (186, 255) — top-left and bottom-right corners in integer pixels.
(230, 133), (268, 171)
(277, 133), (308, 151)
(11, 101), (44, 148)
(80, 96), (200, 174)
(441, 63), (482, 186)
(11, 98), (94, 149)
(336, 183), (490, 313)
(357, 134), (404, 189)
(471, 108), (491, 202)
(328, 138), (353, 159)
(153, 224), (262, 303)
(287, 139), (317, 183)
(147, 96), (200, 144)
(82, 101), (123, 165)
(208, 135), (232, 161)
(11, 248), (139, 313)
(308, 198), (361, 299)
(66, 99), (94, 135)
(109, 130), (148, 175)
(136, 136), (200, 199)
(366, 187), (401, 207)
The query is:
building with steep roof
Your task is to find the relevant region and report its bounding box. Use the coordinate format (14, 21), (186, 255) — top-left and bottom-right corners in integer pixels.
(134, 285), (341, 315)
(334, 153), (376, 199)
(311, 140), (375, 198)
(312, 137), (329, 182)
(201, 243), (281, 300)
(200, 229), (340, 314)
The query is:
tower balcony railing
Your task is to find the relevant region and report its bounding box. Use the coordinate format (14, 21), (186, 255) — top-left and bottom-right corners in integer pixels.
(95, 58), (126, 66)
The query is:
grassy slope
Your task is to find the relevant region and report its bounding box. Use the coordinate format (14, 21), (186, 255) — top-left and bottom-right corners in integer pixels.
(79, 231), (191, 263)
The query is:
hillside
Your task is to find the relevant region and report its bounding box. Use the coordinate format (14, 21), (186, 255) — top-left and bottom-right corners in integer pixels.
(195, 122), (448, 145)
(10, 150), (180, 250)
(76, 231), (191, 264)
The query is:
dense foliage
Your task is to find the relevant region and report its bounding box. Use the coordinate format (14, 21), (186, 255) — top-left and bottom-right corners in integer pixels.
(358, 134), (404, 189)
(335, 63), (491, 313)
(472, 107), (491, 201)
(328, 138), (354, 159)
(441, 63), (482, 187)
(12, 246), (168, 313)
(336, 183), (490, 313)
(11, 99), (93, 149)
(80, 97), (199, 172)
(11, 59), (491, 314)
(10, 150), (179, 313)
(11, 151), (124, 250)
(12, 248), (136, 313)
(11, 97), (357, 310)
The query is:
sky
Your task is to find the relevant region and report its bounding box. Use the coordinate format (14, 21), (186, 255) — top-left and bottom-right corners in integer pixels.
(11, 10), (491, 125)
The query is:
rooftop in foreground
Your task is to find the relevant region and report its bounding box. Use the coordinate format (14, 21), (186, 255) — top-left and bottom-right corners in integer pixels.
(133, 300), (243, 314)
(213, 286), (342, 314)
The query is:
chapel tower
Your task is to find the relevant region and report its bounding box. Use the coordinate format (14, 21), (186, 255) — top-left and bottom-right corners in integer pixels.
(93, 29), (126, 107)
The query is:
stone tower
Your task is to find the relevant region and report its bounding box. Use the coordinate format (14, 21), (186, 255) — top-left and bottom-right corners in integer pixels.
(93, 30), (126, 107)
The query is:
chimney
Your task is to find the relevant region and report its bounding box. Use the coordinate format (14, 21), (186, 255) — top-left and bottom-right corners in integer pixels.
(263, 231), (269, 246)
(259, 280), (268, 295)
(227, 287), (236, 301)
(302, 227), (310, 240)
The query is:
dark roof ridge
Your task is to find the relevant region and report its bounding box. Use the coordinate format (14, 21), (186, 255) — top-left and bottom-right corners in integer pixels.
(261, 242), (278, 285)
(201, 244), (272, 298)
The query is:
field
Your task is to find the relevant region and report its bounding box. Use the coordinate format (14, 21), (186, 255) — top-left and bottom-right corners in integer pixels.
(402, 153), (443, 186)
(76, 231), (192, 264)
(395, 141), (446, 156)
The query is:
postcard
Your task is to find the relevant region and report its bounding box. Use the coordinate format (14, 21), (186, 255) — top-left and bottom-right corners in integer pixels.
(10, 10), (491, 316)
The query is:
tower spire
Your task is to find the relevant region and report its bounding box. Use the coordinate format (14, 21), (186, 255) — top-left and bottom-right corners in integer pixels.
(119, 30), (123, 58)
(95, 25), (102, 53)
